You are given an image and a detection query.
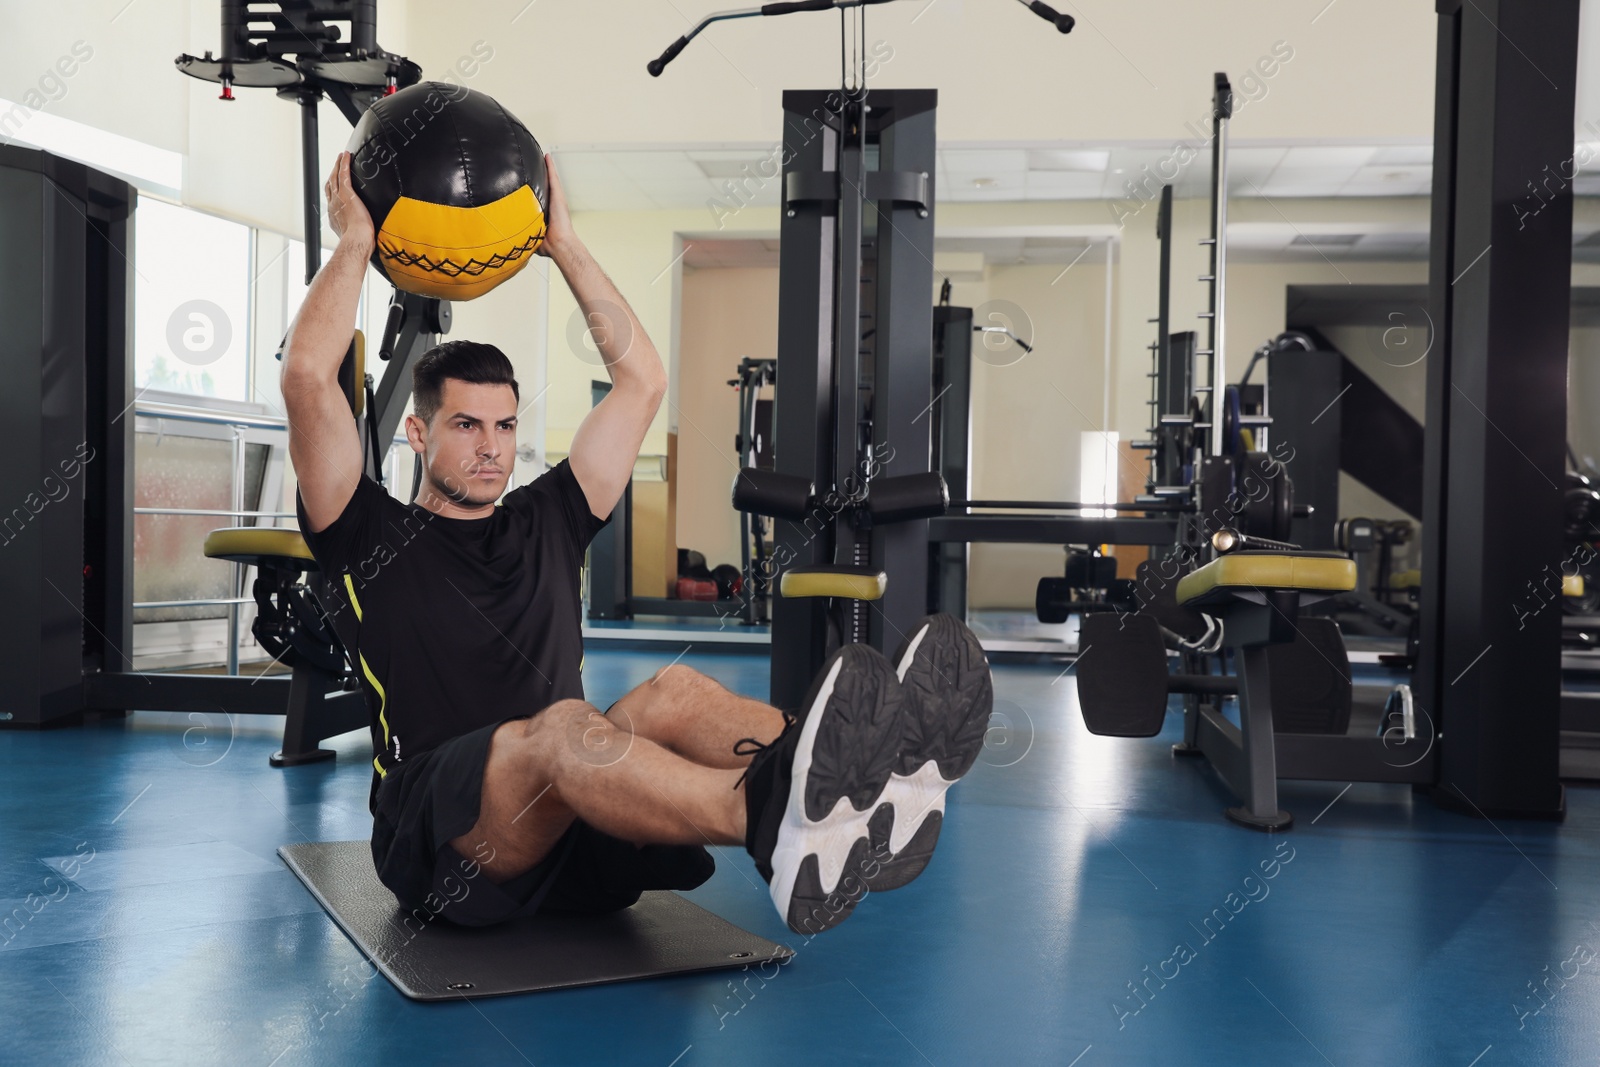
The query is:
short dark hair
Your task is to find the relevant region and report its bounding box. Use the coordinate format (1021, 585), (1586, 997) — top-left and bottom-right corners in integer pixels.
(412, 340), (520, 426)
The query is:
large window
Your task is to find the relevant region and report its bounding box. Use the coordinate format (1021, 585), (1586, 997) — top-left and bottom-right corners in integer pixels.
(133, 196), (253, 401)
(133, 197), (393, 409)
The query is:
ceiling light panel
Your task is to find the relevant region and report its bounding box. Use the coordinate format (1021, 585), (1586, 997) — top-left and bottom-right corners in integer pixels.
(1025, 149), (1110, 172)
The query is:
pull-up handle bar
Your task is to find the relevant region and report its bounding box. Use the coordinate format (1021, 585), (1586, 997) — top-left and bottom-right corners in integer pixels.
(1021, 0), (1076, 33)
(648, 0), (1072, 77)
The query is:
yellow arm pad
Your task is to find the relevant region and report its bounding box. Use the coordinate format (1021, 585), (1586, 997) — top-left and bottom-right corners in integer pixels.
(779, 566), (888, 601)
(1177, 553), (1357, 606)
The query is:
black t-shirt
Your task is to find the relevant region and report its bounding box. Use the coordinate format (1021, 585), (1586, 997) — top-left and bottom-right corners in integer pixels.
(294, 460), (608, 810)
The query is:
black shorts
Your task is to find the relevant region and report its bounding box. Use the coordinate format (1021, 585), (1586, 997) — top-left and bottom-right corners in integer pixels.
(370, 717), (716, 928)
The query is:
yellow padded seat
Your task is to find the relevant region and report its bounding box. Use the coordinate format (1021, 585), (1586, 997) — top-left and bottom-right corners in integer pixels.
(203, 527), (318, 570)
(1177, 552), (1356, 607)
(779, 565), (887, 601)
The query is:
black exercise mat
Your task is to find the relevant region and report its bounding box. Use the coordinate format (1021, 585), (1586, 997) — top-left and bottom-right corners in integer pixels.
(279, 840), (793, 1001)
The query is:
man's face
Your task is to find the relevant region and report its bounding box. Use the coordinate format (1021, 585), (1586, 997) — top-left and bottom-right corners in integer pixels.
(411, 378), (518, 507)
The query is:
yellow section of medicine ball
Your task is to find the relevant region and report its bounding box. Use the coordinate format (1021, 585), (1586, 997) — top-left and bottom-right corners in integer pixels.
(376, 184), (546, 301)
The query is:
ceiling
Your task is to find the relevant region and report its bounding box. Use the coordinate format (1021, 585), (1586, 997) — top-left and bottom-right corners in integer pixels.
(553, 139), (1600, 214)
(581, 138), (1600, 268)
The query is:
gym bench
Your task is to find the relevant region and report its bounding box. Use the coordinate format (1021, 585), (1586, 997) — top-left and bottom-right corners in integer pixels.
(1079, 548), (1435, 830)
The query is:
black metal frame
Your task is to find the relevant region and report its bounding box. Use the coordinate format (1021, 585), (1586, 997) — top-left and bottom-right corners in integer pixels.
(930, 304), (973, 616)
(1135, 185), (1195, 495)
(929, 515), (1179, 545)
(767, 88), (938, 714)
(1414, 0), (1578, 819)
(1176, 595), (1435, 832)
(1267, 336), (1424, 551)
(1199, 74), (1232, 461)
(734, 359), (778, 626)
(0, 147), (133, 729)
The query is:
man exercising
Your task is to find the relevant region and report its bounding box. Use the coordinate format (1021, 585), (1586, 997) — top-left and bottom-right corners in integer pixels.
(282, 151), (994, 935)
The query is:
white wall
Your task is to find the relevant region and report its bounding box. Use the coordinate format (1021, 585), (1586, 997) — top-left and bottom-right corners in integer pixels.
(965, 258), (1111, 608)
(401, 1), (1437, 147)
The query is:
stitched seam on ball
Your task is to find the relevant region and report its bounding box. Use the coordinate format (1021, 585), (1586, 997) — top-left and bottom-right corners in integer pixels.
(500, 98), (529, 205)
(447, 89), (472, 206)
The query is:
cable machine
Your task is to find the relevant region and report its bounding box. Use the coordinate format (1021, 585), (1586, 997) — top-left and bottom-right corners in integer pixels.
(649, 0), (1074, 712)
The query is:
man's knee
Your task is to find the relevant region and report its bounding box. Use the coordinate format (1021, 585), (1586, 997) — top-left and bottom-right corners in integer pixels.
(649, 662), (712, 693)
(622, 665), (711, 741)
(527, 699), (632, 774)
(648, 664), (721, 719)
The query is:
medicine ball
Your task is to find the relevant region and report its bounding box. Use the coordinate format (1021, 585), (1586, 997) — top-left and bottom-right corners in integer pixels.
(346, 81), (548, 301)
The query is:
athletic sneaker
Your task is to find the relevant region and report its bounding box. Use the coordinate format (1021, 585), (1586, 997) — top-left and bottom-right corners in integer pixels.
(740, 643), (905, 935)
(866, 613), (993, 892)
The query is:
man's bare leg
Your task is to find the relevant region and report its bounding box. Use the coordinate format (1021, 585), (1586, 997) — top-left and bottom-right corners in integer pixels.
(606, 664), (788, 769)
(449, 633), (993, 936)
(449, 699), (747, 884)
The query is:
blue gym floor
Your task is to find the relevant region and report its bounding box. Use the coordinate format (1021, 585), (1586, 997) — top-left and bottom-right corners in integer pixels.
(2, 645), (1596, 1066)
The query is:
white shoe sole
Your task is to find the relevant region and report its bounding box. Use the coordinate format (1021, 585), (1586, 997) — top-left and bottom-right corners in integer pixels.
(867, 615), (992, 892)
(768, 653), (899, 934)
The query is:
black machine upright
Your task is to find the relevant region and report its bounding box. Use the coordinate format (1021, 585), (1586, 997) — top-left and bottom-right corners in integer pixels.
(761, 86), (943, 714)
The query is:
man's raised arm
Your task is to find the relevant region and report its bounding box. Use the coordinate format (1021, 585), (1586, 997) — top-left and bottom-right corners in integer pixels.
(282, 152), (371, 534)
(551, 158), (669, 521)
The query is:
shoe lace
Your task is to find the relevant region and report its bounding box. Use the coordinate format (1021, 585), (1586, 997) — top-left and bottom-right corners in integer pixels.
(732, 713), (796, 790)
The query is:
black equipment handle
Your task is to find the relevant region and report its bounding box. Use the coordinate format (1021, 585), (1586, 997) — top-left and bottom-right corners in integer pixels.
(866, 472), (949, 524)
(762, 0), (835, 14)
(732, 469), (816, 521)
(1212, 528), (1300, 554)
(647, 35), (690, 77)
(378, 297), (405, 361)
(1025, 0), (1074, 32)
(651, 0), (1067, 76)
(952, 498), (1189, 512)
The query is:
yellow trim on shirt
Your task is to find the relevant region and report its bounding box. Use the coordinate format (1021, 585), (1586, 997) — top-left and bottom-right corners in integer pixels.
(343, 573), (364, 623)
(359, 651), (391, 778)
(344, 573), (390, 777)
